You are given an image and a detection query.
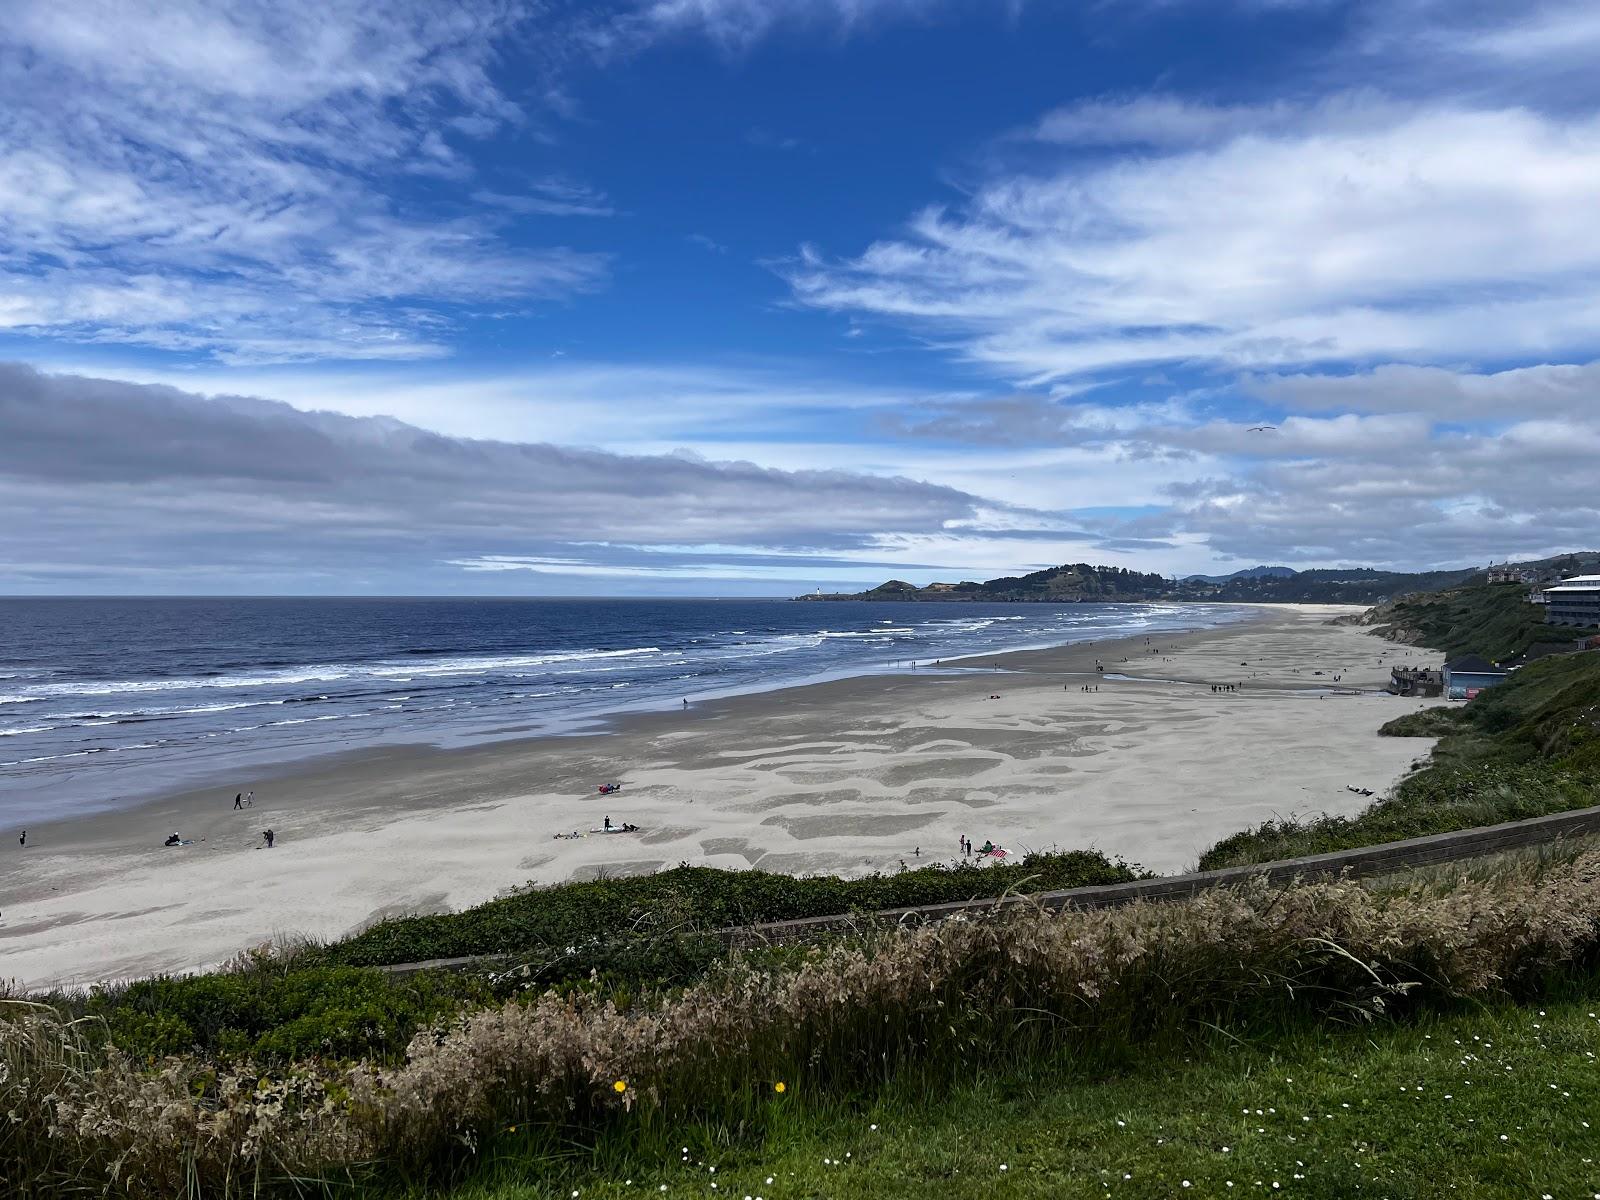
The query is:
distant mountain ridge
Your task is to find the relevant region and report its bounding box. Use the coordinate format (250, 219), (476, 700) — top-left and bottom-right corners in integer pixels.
(799, 561), (1484, 605)
(1181, 565), (1298, 584)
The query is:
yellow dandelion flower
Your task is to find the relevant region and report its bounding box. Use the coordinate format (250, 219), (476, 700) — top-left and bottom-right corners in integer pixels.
(614, 1080), (628, 1093)
(774, 1081), (787, 1094)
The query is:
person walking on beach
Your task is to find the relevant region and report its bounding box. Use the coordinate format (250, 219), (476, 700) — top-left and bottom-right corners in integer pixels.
(682, 698), (689, 709)
(233, 793), (243, 810)
(246, 790), (254, 806)
(18, 830), (24, 847)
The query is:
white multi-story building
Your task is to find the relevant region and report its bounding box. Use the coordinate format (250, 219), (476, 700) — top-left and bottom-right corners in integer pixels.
(1543, 575), (1600, 627)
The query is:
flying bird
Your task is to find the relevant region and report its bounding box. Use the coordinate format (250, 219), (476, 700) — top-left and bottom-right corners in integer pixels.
(1247, 424), (1277, 432)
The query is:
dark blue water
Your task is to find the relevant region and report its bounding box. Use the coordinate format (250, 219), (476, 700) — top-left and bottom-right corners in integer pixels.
(0, 597), (1249, 824)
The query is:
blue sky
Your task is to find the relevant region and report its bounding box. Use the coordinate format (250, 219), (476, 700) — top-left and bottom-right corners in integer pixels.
(2, 0), (1599, 594)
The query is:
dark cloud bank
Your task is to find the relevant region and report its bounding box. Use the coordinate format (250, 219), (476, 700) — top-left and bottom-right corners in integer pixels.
(0, 364), (982, 592)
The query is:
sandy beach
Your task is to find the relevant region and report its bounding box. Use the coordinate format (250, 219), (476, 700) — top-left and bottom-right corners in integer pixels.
(0, 605), (1443, 989)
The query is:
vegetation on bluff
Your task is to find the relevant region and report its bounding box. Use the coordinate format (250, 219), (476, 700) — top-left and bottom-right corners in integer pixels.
(17, 851), (1136, 1069)
(1357, 580), (1597, 662)
(311, 850), (1137, 970)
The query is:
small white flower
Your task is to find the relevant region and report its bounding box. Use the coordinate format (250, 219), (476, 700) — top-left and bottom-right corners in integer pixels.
(1182, 1182), (1191, 1189)
(1000, 1164), (1008, 1171)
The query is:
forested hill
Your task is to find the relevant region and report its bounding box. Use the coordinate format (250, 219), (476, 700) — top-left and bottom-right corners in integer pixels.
(799, 562), (1478, 605)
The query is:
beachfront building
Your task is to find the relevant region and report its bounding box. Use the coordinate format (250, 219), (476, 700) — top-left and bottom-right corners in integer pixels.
(1544, 576), (1600, 627)
(1388, 666), (1443, 697)
(1442, 654), (1510, 700)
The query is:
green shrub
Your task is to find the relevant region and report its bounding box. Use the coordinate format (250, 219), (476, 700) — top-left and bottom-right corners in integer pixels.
(311, 850), (1140, 969)
(84, 965), (493, 1063)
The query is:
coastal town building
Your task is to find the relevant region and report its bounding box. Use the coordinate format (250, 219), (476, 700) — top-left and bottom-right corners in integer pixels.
(1442, 654), (1510, 699)
(1388, 666), (1443, 698)
(1543, 576), (1600, 627)
(1486, 564), (1535, 585)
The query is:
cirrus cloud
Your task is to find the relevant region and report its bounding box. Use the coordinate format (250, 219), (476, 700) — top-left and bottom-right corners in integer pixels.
(788, 98), (1600, 385)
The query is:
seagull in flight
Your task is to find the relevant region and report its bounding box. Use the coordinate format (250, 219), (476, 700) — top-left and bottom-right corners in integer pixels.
(1247, 424), (1277, 432)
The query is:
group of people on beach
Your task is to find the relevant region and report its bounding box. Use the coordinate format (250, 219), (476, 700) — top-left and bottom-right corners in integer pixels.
(164, 828), (273, 848)
(1210, 682), (1242, 693)
(958, 835), (999, 856)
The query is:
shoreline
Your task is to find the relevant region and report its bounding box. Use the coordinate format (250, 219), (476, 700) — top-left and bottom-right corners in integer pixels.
(0, 600), (1250, 828)
(8, 603), (1255, 843)
(0, 605), (1444, 988)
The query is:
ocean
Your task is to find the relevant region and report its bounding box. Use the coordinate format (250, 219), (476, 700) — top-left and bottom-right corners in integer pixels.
(0, 597), (1251, 825)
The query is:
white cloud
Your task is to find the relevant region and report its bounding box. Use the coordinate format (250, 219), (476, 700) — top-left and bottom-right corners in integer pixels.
(0, 1), (607, 363)
(1246, 360), (1600, 421)
(68, 359), (930, 448)
(789, 99), (1600, 384)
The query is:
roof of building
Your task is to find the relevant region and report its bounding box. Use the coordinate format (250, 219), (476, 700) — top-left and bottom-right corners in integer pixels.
(1546, 580), (1600, 593)
(1444, 654), (1506, 674)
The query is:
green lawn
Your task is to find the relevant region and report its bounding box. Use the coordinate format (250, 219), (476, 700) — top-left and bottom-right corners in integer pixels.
(449, 990), (1600, 1200)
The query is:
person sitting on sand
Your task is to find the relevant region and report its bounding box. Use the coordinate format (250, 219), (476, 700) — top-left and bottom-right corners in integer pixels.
(979, 839), (995, 854)
(165, 832), (182, 847)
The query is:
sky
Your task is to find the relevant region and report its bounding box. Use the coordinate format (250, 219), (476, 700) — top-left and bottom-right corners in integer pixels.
(2, 0), (1599, 595)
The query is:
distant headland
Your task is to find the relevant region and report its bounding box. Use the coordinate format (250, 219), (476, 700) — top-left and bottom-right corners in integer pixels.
(797, 554), (1600, 606)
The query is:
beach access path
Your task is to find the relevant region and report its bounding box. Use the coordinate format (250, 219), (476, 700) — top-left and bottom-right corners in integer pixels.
(0, 605), (1443, 988)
